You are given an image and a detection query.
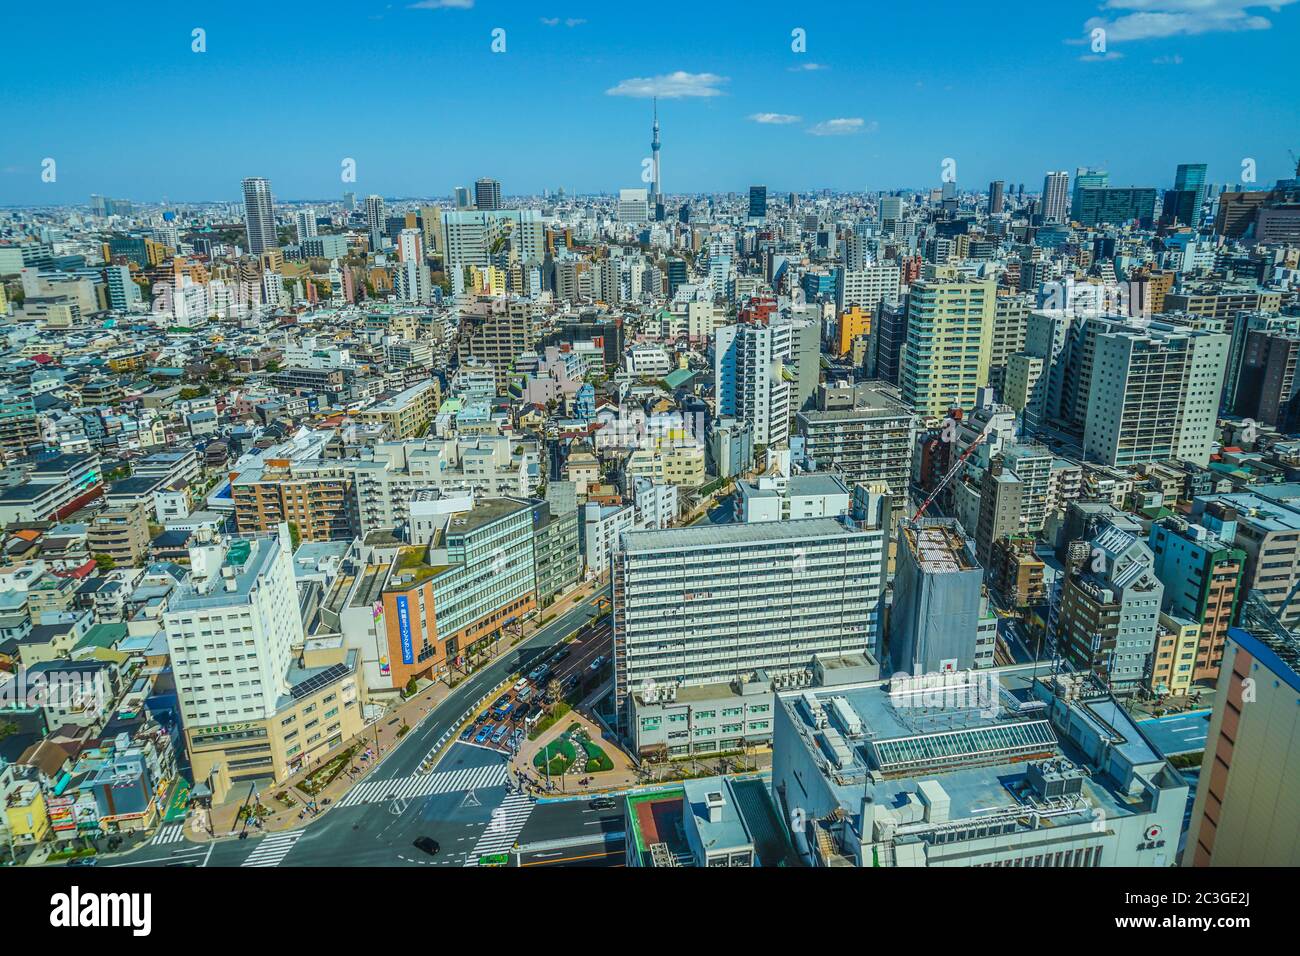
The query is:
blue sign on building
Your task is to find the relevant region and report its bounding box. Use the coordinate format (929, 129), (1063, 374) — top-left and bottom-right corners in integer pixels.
(396, 595), (414, 665)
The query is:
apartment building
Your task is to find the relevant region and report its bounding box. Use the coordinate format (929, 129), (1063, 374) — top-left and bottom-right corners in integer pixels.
(1148, 505), (1245, 686)
(795, 382), (916, 500)
(357, 379), (441, 440)
(1054, 522), (1164, 692)
(87, 503), (150, 568)
(1082, 321), (1229, 468)
(231, 459), (357, 542)
(351, 436), (534, 533)
(899, 268), (995, 418)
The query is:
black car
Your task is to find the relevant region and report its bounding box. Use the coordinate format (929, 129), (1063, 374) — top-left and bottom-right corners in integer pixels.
(413, 836), (440, 856)
(589, 797), (617, 811)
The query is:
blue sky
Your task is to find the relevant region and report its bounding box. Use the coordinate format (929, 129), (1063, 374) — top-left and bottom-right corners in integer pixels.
(2, 0), (1297, 205)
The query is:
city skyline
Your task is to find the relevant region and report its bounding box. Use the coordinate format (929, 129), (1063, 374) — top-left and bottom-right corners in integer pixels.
(3, 0), (1298, 204)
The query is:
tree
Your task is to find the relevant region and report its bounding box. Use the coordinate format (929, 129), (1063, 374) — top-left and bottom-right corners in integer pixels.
(545, 678), (563, 709)
(287, 522), (301, 551)
(93, 553), (116, 572)
(404, 676), (419, 697)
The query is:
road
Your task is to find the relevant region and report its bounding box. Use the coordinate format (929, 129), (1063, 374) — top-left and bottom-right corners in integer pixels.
(110, 586), (613, 869)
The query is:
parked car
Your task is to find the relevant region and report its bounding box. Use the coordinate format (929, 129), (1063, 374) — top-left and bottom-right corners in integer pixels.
(491, 724), (509, 743)
(513, 678), (529, 692)
(459, 726), (474, 741)
(474, 725), (493, 744)
(551, 646), (571, 662)
(516, 687), (533, 704)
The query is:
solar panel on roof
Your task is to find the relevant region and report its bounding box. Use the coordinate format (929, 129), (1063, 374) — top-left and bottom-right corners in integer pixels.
(289, 663), (349, 700)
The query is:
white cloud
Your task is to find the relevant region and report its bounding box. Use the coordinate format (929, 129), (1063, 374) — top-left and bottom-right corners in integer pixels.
(566, 17), (586, 26)
(1080, 1), (1295, 42)
(788, 62), (830, 72)
(408, 0), (473, 8)
(807, 118), (876, 136)
(540, 16), (559, 25)
(1153, 53), (1185, 63)
(605, 71), (728, 99)
(1079, 51), (1126, 61)
(749, 112), (802, 124)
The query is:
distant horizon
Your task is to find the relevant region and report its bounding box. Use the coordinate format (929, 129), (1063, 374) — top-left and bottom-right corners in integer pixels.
(4, 179), (1289, 213)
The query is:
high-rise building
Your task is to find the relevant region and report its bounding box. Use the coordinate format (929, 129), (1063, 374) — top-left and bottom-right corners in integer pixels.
(1055, 516), (1164, 692)
(612, 510), (888, 721)
(1174, 163), (1208, 224)
(795, 382), (916, 501)
(899, 267), (996, 418)
(1148, 505), (1245, 686)
(241, 177), (276, 255)
(295, 207), (318, 243)
(1073, 187), (1158, 228)
(365, 194), (386, 250)
(163, 529), (363, 801)
(988, 179), (1005, 215)
(1041, 171), (1070, 223)
(1190, 491), (1300, 630)
(441, 209), (545, 270)
(748, 185), (767, 222)
(715, 319), (818, 446)
(1185, 596), (1300, 866)
(453, 185), (472, 210)
(617, 188), (649, 224)
(891, 520), (988, 675)
(395, 228), (429, 304)
(1081, 321), (1229, 468)
(105, 264), (141, 312)
(474, 177), (502, 211)
(838, 262), (900, 315)
(1069, 166), (1108, 219)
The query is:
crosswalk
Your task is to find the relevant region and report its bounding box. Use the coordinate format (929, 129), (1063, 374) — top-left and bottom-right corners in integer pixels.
(151, 823), (187, 845)
(337, 763), (508, 807)
(240, 830), (303, 867)
(463, 792), (534, 865)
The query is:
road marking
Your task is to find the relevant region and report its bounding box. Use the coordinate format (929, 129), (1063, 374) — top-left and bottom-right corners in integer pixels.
(240, 830), (304, 867)
(151, 823), (186, 845)
(521, 848), (621, 867)
(337, 763), (507, 807)
(463, 792), (534, 865)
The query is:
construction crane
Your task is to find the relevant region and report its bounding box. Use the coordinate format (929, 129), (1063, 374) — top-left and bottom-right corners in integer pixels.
(908, 412), (996, 525)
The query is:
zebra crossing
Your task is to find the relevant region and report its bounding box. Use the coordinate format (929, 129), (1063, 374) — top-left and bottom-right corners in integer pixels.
(151, 823), (187, 845)
(337, 763), (508, 808)
(463, 792), (535, 865)
(240, 830), (304, 867)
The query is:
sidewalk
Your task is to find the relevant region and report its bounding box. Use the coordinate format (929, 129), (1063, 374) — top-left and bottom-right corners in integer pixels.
(184, 580), (606, 842)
